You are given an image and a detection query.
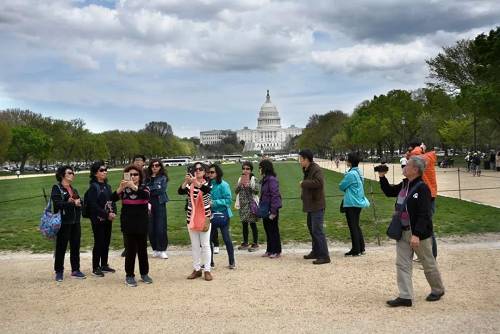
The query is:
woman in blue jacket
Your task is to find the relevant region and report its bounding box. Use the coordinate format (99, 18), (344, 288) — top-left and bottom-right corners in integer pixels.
(339, 152), (370, 257)
(145, 159), (169, 259)
(208, 164), (235, 269)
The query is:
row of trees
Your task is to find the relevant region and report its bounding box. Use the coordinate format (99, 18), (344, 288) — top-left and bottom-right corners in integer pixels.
(0, 111), (197, 171)
(297, 27), (500, 157)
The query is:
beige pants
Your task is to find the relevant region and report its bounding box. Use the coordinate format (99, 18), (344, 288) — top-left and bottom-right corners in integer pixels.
(396, 230), (445, 299)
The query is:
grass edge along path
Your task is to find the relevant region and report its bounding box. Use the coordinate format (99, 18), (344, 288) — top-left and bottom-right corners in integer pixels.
(1, 162), (499, 252)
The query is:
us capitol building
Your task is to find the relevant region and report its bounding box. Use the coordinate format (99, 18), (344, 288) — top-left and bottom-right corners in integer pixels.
(200, 90), (303, 152)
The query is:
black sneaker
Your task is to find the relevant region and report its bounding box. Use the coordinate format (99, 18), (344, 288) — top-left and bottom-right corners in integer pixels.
(303, 252), (317, 260)
(92, 268), (105, 277)
(313, 257), (331, 265)
(101, 265), (116, 273)
(426, 292), (445, 302)
(386, 297), (412, 307)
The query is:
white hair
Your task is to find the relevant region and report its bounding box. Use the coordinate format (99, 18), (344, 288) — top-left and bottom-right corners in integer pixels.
(408, 156), (427, 175)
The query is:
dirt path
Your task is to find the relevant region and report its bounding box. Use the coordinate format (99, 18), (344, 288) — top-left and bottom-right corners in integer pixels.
(1, 235), (499, 333)
(318, 160), (500, 208)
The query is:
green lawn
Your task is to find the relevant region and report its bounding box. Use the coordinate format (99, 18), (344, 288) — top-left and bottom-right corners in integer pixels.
(1, 161), (499, 252)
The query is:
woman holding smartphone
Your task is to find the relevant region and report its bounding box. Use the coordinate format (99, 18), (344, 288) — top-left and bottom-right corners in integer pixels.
(52, 165), (85, 281)
(145, 159), (169, 259)
(235, 161), (260, 252)
(112, 165), (152, 287)
(178, 162), (213, 281)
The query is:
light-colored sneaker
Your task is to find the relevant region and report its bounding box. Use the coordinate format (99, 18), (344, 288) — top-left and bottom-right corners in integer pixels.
(152, 251), (159, 258)
(159, 251), (168, 259)
(213, 246), (220, 254)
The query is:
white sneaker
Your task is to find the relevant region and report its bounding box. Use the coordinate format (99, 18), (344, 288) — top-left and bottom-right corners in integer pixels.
(159, 251), (168, 259)
(213, 247), (220, 254)
(152, 251), (159, 258)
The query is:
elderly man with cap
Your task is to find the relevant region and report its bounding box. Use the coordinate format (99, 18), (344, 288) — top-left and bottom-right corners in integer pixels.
(378, 156), (445, 307)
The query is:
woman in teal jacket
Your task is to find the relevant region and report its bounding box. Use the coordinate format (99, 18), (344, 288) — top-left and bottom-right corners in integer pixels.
(208, 164), (235, 269)
(339, 152), (370, 256)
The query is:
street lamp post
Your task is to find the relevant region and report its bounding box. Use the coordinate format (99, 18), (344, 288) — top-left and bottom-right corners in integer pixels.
(401, 116), (406, 153)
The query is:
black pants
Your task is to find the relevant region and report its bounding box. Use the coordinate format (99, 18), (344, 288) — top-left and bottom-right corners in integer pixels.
(54, 223), (81, 273)
(123, 233), (149, 277)
(263, 214), (281, 254)
(211, 227), (220, 247)
(242, 221), (258, 244)
(345, 207), (365, 254)
(91, 221), (112, 270)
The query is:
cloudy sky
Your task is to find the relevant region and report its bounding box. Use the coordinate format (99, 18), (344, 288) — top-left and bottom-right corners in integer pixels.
(0, 0), (499, 137)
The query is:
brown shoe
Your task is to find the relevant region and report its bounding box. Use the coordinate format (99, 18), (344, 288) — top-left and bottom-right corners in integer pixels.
(187, 270), (202, 279)
(204, 271), (213, 281)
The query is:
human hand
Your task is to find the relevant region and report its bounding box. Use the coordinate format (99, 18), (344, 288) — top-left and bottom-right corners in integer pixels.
(410, 235), (420, 250)
(74, 198), (81, 207)
(269, 213), (276, 220)
(108, 212), (116, 221)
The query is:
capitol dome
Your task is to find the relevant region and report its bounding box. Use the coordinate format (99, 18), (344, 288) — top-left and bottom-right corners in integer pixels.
(257, 90), (281, 129)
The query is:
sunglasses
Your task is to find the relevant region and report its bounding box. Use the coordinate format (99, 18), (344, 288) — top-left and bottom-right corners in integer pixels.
(209, 170), (216, 174)
(242, 167), (251, 170)
(194, 167), (204, 172)
(98, 168), (107, 172)
(152, 163), (160, 167)
(130, 173), (140, 177)
(66, 171), (74, 175)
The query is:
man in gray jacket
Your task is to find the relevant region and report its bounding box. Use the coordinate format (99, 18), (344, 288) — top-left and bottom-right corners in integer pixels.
(299, 149), (330, 264)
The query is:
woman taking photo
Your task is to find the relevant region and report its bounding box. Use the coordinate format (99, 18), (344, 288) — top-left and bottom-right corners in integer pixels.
(87, 161), (117, 277)
(112, 165), (152, 287)
(52, 165), (85, 281)
(235, 161), (260, 252)
(259, 160), (282, 258)
(208, 164), (235, 269)
(178, 162), (213, 281)
(145, 159), (169, 259)
(339, 152), (370, 257)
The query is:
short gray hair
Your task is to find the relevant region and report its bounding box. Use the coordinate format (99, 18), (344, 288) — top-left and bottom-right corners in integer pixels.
(408, 156), (427, 175)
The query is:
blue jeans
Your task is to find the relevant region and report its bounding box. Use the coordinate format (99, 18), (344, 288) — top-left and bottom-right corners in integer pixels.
(307, 209), (329, 258)
(148, 199), (168, 251)
(210, 219), (235, 266)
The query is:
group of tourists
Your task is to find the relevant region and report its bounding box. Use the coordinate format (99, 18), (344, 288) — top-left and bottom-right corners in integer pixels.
(50, 145), (446, 306)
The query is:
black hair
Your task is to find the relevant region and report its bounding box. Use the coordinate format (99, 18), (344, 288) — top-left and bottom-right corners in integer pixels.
(259, 159), (276, 177)
(241, 161), (255, 177)
(56, 165), (73, 182)
(299, 149), (314, 162)
(133, 154), (146, 162)
(89, 160), (108, 184)
(347, 152), (360, 167)
(209, 163), (223, 184)
(408, 138), (422, 149)
(146, 158), (168, 182)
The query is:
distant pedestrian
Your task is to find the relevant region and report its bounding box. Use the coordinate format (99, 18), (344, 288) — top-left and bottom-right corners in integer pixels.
(299, 149), (330, 265)
(16, 170), (20, 179)
(400, 156), (408, 169)
(496, 151), (500, 172)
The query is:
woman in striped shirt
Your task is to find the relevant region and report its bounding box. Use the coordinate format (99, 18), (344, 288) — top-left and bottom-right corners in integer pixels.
(178, 162), (213, 281)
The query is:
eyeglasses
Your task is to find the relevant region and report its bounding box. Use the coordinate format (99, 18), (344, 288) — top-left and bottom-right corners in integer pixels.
(98, 168), (107, 172)
(130, 173), (140, 176)
(66, 171), (74, 175)
(209, 171), (216, 174)
(152, 163), (160, 168)
(242, 167), (251, 170)
(194, 167), (204, 172)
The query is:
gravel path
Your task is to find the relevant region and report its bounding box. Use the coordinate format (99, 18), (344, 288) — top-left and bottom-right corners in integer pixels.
(1, 235), (499, 333)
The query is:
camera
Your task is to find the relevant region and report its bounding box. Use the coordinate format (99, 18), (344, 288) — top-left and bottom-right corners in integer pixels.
(186, 164), (194, 176)
(374, 164), (389, 173)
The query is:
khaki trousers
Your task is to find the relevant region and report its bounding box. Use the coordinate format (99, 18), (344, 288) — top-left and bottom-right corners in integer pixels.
(396, 230), (445, 299)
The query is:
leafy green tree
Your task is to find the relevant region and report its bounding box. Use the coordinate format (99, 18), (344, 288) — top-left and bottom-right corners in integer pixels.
(0, 121), (12, 163)
(7, 126), (51, 171)
(439, 119), (472, 149)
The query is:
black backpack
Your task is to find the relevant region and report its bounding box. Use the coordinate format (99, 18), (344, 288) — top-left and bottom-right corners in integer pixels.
(82, 183), (102, 219)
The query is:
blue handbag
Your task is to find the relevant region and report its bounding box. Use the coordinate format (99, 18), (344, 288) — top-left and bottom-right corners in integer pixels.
(257, 202), (270, 219)
(211, 211), (229, 228)
(39, 198), (62, 240)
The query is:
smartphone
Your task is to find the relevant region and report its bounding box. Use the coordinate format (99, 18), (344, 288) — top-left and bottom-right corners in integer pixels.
(123, 172), (131, 181)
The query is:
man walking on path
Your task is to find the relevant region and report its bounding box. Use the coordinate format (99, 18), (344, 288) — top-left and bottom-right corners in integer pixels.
(299, 149), (330, 265)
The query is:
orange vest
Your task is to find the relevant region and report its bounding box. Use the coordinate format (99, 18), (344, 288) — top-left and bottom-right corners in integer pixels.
(408, 148), (438, 198)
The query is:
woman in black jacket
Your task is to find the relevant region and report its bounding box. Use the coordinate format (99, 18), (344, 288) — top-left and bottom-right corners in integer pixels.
(51, 165), (85, 282)
(87, 161), (117, 277)
(112, 165), (152, 287)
